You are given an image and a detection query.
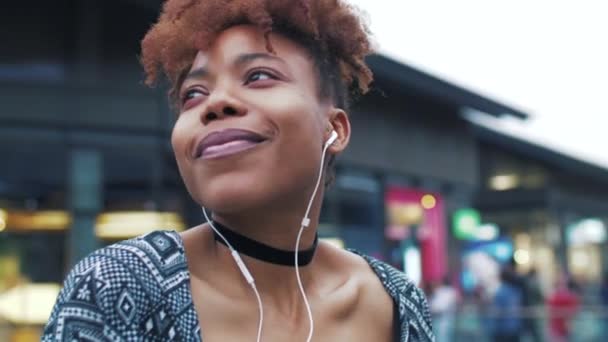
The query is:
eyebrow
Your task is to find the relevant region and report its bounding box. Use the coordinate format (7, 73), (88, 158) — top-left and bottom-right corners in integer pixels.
(233, 52), (285, 68)
(183, 67), (208, 83)
(183, 53), (285, 83)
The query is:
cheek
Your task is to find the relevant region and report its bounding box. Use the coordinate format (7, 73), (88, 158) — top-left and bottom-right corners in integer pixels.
(274, 121), (324, 189)
(170, 117), (199, 194)
(263, 91), (324, 144)
(171, 112), (201, 158)
(171, 120), (188, 166)
(268, 96), (325, 173)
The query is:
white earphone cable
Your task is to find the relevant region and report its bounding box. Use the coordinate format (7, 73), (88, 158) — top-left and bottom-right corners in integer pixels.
(295, 136), (334, 342)
(202, 208), (264, 342)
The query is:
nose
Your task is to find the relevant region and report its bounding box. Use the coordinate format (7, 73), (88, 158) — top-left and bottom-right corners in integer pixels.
(201, 89), (246, 125)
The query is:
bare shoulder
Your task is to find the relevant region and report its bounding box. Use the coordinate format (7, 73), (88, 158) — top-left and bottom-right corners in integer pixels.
(318, 242), (387, 289)
(179, 224), (212, 262)
(317, 243), (394, 334)
(319, 245), (435, 341)
(333, 246), (435, 341)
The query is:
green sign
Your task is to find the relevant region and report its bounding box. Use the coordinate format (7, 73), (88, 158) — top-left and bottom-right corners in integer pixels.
(452, 208), (481, 240)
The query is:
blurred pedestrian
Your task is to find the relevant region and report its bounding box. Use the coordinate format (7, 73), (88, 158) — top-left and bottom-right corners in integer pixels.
(429, 277), (459, 342)
(547, 276), (580, 342)
(487, 268), (522, 342)
(522, 268), (544, 341)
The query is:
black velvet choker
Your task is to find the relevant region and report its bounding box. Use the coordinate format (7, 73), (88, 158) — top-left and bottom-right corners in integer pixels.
(211, 220), (318, 267)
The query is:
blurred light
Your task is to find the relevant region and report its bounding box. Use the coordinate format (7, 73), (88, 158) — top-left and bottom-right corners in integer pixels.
(476, 223), (499, 241)
(514, 249), (530, 265)
(403, 247), (422, 286)
(568, 218), (607, 245)
(495, 244), (512, 261)
(515, 233), (532, 248)
(95, 211), (185, 240)
(5, 210), (71, 232)
(452, 208), (481, 240)
(0, 209), (6, 232)
(387, 203), (423, 226)
(420, 194), (437, 209)
(571, 249), (590, 268)
(465, 239), (513, 263)
(489, 174), (519, 191)
(584, 219), (606, 241)
(321, 238), (344, 249)
(0, 283), (61, 325)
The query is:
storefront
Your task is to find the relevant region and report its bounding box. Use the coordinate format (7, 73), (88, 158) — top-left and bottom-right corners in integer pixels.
(473, 125), (608, 292)
(319, 174), (450, 286)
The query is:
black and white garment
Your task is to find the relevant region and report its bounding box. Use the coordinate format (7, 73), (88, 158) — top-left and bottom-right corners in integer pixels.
(42, 230), (435, 341)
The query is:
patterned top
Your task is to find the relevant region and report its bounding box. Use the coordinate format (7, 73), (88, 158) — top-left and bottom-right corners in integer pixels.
(42, 230), (434, 341)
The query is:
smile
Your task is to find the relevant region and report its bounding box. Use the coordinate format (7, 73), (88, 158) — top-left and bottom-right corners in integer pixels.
(195, 129), (267, 160)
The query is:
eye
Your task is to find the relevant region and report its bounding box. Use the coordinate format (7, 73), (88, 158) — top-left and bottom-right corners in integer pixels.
(245, 70), (278, 85)
(180, 88), (208, 110)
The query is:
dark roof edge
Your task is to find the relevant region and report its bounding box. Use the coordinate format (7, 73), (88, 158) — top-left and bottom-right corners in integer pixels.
(366, 54), (529, 120)
(473, 124), (608, 184)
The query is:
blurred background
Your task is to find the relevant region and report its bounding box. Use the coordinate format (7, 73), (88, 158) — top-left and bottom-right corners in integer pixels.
(1, 1), (607, 341)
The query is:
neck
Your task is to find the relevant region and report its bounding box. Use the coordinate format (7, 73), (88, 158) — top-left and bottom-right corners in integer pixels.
(206, 201), (323, 306)
(204, 228), (319, 314)
(210, 219), (318, 266)
(211, 194), (322, 251)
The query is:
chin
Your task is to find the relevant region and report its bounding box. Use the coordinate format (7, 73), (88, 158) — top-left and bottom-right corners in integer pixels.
(194, 174), (282, 214)
(184, 158), (317, 214)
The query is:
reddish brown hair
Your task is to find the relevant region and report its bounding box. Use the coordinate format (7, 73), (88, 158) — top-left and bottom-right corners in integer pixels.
(141, 0), (374, 109)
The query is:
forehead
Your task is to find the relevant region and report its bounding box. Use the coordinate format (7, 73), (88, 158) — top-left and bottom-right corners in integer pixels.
(189, 25), (313, 71)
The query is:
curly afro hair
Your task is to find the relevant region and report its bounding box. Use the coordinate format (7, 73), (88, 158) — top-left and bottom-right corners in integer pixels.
(141, 0), (374, 110)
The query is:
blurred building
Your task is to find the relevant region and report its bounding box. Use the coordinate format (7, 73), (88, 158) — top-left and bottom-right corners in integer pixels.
(473, 125), (608, 293)
(322, 55), (525, 285)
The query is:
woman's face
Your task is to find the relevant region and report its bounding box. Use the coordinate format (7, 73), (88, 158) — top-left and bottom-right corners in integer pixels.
(172, 25), (346, 214)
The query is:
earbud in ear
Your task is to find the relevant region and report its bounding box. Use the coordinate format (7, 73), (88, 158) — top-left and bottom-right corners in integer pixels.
(325, 130), (338, 148)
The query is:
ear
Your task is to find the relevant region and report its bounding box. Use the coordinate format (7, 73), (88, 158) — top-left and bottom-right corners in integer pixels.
(326, 108), (350, 154)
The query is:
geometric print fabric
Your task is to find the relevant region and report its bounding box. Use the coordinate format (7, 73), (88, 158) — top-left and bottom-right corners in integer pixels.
(43, 230), (434, 341)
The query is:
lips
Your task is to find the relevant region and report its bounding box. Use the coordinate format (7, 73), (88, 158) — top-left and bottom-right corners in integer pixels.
(194, 129), (267, 159)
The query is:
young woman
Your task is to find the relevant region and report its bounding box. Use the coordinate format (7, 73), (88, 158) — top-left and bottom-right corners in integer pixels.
(43, 1), (434, 341)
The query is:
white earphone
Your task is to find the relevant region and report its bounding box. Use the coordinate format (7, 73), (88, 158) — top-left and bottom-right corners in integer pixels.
(202, 129), (338, 342)
(325, 130), (338, 148)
